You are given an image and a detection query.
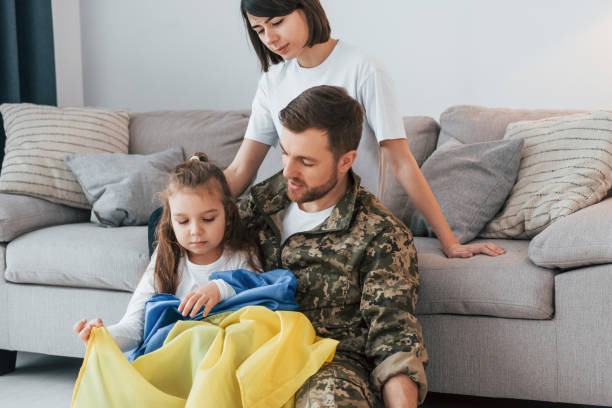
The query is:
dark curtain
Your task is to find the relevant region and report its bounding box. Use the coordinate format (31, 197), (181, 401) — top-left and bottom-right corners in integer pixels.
(0, 0), (56, 167)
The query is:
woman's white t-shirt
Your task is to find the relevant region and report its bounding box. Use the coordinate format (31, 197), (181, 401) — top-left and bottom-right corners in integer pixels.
(107, 249), (252, 352)
(245, 40), (406, 194)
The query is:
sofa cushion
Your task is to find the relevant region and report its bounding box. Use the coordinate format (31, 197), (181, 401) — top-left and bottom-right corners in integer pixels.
(415, 237), (555, 319)
(128, 110), (249, 170)
(0, 193), (90, 242)
(408, 139), (523, 242)
(481, 111), (612, 239)
(0, 103), (130, 208)
(5, 223), (148, 291)
(438, 105), (587, 147)
(65, 147), (184, 227)
(529, 198), (612, 269)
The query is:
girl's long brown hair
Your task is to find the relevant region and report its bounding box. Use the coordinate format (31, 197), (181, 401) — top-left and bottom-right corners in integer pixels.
(153, 152), (263, 294)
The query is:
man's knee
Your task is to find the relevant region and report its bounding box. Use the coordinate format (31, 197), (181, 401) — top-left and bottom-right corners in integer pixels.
(295, 358), (379, 408)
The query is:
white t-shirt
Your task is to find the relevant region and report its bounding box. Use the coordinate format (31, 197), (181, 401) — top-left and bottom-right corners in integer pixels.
(245, 40), (406, 194)
(281, 202), (335, 244)
(107, 249), (252, 352)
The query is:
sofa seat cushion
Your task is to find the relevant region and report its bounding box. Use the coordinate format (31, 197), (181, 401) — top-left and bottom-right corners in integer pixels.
(415, 237), (555, 319)
(5, 223), (148, 291)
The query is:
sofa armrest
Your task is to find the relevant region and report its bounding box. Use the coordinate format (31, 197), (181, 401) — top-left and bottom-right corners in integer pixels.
(529, 198), (612, 269)
(0, 193), (89, 242)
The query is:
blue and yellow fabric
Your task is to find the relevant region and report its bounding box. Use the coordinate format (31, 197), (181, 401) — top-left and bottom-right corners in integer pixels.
(129, 269), (300, 361)
(71, 269), (338, 408)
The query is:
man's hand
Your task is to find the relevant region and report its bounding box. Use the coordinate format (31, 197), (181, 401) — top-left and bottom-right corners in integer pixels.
(382, 374), (418, 408)
(178, 283), (221, 318)
(444, 241), (506, 258)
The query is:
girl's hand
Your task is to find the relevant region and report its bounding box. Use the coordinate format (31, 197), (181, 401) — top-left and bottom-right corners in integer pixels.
(178, 283), (221, 318)
(73, 318), (104, 343)
(444, 242), (506, 258)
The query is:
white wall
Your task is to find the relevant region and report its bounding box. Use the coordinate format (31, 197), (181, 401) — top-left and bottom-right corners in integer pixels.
(76, 0), (612, 118)
(51, 0), (84, 107)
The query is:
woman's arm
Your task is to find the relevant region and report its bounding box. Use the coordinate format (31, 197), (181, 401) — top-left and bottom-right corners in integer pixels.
(224, 139), (271, 198)
(380, 139), (505, 258)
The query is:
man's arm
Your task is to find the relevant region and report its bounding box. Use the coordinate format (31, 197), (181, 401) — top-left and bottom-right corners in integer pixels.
(383, 374), (419, 408)
(224, 139), (270, 198)
(359, 218), (428, 405)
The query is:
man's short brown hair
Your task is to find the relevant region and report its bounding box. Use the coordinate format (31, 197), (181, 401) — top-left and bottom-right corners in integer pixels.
(279, 85), (364, 159)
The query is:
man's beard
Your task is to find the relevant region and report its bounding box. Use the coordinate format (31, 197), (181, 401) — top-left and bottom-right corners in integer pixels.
(286, 171), (339, 204)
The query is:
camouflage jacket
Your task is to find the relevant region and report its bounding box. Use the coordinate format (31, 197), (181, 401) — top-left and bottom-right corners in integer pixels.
(239, 171), (428, 403)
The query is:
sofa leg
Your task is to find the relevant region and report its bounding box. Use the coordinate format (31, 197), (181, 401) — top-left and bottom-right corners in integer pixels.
(0, 350), (17, 375)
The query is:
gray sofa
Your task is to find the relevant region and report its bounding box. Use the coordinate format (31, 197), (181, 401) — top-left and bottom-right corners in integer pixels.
(1, 106), (611, 406)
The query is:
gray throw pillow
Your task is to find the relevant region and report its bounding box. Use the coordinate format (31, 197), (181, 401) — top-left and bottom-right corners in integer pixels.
(64, 147), (184, 227)
(409, 138), (524, 243)
(529, 198), (612, 269)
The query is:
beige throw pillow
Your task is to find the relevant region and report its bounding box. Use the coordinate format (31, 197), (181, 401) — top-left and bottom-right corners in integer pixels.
(481, 111), (612, 239)
(0, 103), (129, 208)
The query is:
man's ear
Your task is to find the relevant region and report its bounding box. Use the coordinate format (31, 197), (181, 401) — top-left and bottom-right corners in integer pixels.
(337, 150), (357, 173)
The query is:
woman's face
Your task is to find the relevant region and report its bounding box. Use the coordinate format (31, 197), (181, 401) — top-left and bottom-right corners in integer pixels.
(246, 10), (309, 61)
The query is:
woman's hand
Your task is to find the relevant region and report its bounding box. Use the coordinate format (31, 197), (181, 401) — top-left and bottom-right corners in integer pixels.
(73, 318), (104, 343)
(444, 242), (506, 258)
(179, 283), (222, 318)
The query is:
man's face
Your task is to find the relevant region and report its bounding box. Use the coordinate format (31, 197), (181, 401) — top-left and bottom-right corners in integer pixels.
(279, 127), (339, 205)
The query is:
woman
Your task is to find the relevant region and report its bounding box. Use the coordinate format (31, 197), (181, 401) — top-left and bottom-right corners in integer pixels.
(224, 0), (504, 259)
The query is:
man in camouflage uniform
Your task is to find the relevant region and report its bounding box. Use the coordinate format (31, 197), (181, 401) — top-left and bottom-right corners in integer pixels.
(239, 85), (428, 407)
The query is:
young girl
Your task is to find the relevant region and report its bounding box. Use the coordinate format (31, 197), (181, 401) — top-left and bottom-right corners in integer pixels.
(224, 0), (505, 258)
(74, 153), (262, 351)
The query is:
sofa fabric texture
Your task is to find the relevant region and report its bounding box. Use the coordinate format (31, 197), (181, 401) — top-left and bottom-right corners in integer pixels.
(128, 110), (249, 170)
(65, 146), (184, 227)
(5, 223), (148, 291)
(482, 111), (612, 239)
(0, 193), (89, 242)
(437, 105), (588, 146)
(408, 139), (523, 243)
(529, 197), (612, 269)
(414, 238), (555, 319)
(0, 244), (5, 275)
(0, 103), (130, 209)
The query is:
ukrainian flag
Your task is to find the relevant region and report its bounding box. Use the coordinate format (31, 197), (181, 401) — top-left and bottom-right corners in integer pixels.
(71, 306), (338, 408)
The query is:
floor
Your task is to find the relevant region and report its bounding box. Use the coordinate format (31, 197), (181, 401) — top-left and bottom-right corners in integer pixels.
(0, 352), (603, 408)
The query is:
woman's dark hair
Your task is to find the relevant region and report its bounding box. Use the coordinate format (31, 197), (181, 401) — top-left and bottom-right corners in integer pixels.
(154, 152), (263, 294)
(240, 0), (331, 72)
(279, 85), (364, 159)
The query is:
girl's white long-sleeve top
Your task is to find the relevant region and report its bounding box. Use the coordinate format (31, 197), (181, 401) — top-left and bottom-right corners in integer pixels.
(106, 249), (252, 352)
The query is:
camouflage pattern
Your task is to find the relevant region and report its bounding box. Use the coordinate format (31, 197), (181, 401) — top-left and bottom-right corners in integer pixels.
(239, 171), (428, 405)
(295, 354), (381, 408)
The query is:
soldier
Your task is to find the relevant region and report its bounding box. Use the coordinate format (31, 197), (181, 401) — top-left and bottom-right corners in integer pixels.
(239, 85), (428, 408)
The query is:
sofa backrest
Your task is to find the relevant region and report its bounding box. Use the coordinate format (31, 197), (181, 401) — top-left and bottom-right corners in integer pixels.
(127, 110), (441, 222)
(438, 105), (590, 147)
(129, 110), (250, 170)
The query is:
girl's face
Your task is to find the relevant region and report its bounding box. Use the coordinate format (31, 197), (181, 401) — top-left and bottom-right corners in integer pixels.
(168, 186), (226, 265)
(247, 10), (309, 61)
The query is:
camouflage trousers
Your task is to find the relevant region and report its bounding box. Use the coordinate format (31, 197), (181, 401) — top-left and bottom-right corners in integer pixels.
(295, 354), (383, 408)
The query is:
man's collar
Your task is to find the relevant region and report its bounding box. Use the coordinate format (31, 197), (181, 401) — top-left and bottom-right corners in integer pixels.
(250, 169), (362, 233)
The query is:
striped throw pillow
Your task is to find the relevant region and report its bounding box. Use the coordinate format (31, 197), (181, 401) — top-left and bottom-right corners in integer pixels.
(480, 111), (612, 239)
(0, 103), (129, 209)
